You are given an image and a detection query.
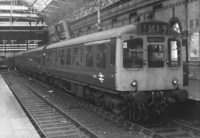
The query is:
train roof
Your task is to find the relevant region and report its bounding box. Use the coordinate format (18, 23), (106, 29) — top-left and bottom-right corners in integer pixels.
(15, 51), (25, 56)
(24, 45), (47, 54)
(46, 24), (137, 50)
(14, 20), (181, 55)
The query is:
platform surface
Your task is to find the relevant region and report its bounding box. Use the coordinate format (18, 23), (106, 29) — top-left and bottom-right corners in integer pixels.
(184, 79), (200, 101)
(0, 74), (40, 138)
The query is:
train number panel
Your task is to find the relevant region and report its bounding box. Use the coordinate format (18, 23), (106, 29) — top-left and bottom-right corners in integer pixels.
(139, 21), (169, 35)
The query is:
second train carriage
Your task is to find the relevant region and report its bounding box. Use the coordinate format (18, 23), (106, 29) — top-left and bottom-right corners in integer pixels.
(0, 56), (7, 69)
(14, 20), (188, 120)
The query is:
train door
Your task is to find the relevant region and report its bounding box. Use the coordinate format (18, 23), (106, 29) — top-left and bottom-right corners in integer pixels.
(146, 40), (167, 90)
(71, 46), (84, 81)
(73, 46), (84, 98)
(182, 39), (189, 86)
(94, 40), (116, 89)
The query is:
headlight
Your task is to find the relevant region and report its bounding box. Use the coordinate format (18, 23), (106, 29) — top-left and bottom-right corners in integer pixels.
(131, 80), (138, 87)
(172, 79), (178, 85)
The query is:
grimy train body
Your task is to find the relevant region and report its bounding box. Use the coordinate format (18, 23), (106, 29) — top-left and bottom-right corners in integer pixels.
(13, 20), (188, 120)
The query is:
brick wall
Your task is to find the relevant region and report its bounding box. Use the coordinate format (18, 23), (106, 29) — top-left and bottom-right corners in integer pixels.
(70, 0), (199, 34)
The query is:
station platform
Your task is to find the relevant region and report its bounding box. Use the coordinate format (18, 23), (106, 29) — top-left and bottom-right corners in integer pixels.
(0, 74), (40, 138)
(184, 79), (200, 101)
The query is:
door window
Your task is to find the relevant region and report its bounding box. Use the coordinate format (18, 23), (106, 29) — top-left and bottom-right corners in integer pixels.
(148, 44), (164, 68)
(97, 44), (106, 69)
(73, 48), (79, 66)
(86, 46), (94, 67)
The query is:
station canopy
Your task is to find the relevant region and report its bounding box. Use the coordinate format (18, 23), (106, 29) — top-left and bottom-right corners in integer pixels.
(22, 0), (52, 12)
(0, 0), (90, 26)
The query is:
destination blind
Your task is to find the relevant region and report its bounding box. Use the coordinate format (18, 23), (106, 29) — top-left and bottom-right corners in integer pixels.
(140, 22), (169, 35)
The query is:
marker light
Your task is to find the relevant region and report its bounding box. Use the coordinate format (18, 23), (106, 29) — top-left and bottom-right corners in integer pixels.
(172, 79), (178, 85)
(131, 80), (138, 87)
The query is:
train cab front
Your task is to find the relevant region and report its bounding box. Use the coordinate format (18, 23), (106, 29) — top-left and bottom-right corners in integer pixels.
(117, 21), (190, 120)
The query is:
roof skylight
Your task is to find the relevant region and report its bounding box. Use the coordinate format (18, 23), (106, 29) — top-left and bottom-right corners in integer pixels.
(24, 0), (52, 12)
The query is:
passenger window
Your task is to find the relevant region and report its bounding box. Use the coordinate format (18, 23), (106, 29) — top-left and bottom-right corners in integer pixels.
(38, 53), (41, 64)
(80, 48), (84, 63)
(66, 49), (71, 65)
(49, 50), (53, 64)
(46, 52), (49, 64)
(148, 44), (164, 68)
(97, 44), (106, 68)
(168, 39), (181, 67)
(73, 48), (79, 66)
(60, 49), (65, 65)
(55, 50), (57, 62)
(58, 50), (60, 57)
(86, 46), (93, 67)
(123, 38), (143, 68)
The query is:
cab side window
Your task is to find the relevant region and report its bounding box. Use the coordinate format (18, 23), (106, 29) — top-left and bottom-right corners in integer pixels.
(110, 39), (116, 66)
(168, 39), (181, 67)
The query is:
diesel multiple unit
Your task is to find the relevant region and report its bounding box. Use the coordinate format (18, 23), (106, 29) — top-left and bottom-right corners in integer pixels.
(13, 21), (188, 120)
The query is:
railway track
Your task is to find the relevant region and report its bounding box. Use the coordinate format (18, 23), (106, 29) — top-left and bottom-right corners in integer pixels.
(170, 120), (200, 136)
(2, 72), (147, 138)
(138, 119), (200, 138)
(2, 71), (200, 138)
(2, 72), (97, 138)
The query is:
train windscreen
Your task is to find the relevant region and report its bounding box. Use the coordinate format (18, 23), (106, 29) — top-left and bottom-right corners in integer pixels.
(123, 38), (143, 68)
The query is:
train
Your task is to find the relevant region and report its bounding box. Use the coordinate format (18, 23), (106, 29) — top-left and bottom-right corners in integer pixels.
(0, 56), (7, 70)
(12, 20), (188, 120)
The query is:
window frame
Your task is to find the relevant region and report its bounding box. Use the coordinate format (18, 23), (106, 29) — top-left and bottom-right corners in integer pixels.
(96, 43), (107, 69)
(147, 44), (165, 68)
(123, 38), (144, 68)
(66, 48), (71, 65)
(110, 39), (116, 66)
(167, 38), (181, 68)
(60, 49), (65, 65)
(85, 45), (94, 68)
(72, 47), (79, 66)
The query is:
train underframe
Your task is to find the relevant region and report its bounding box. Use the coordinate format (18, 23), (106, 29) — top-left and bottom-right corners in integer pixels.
(22, 69), (188, 121)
